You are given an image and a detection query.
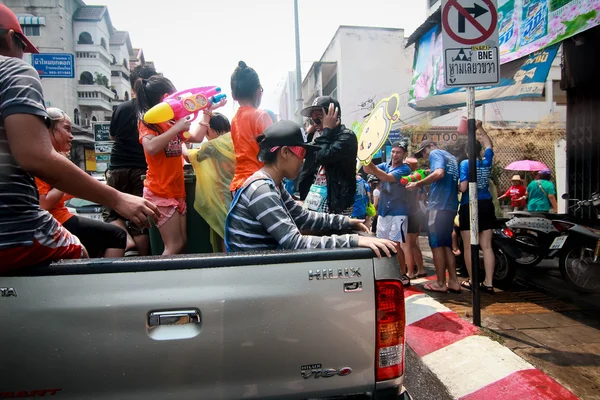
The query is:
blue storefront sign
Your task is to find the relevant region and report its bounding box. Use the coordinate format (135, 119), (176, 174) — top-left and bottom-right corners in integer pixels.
(32, 53), (74, 78)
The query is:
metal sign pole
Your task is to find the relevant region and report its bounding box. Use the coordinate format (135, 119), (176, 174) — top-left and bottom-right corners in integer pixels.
(467, 87), (481, 326)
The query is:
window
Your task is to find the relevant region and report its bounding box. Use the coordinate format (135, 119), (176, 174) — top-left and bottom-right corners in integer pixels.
(73, 109), (80, 125)
(20, 25), (40, 36)
(323, 73), (337, 98)
(429, 0), (439, 7)
(79, 71), (93, 85)
(100, 38), (107, 50)
(78, 32), (93, 44)
(124, 91), (130, 101)
(123, 59), (128, 69)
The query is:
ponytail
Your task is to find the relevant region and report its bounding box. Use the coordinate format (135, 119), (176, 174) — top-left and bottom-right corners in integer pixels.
(134, 75), (176, 133)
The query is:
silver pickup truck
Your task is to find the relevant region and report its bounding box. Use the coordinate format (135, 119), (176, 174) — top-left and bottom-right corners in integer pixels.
(0, 248), (408, 400)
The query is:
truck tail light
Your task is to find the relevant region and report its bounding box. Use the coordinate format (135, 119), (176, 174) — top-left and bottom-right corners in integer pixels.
(552, 221), (575, 232)
(375, 280), (406, 381)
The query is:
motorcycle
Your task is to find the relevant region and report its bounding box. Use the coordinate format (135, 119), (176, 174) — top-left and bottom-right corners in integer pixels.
(454, 226), (524, 289)
(546, 194), (600, 293)
(504, 211), (561, 267)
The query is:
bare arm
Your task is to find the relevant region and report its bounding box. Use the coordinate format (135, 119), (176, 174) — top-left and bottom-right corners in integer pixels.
(142, 118), (189, 156)
(476, 120), (493, 149)
(6, 114), (160, 227)
(363, 163), (396, 183)
(459, 180), (468, 193)
(548, 194), (558, 212)
(39, 189), (65, 210)
(414, 168), (445, 187)
(188, 99), (228, 143)
(189, 113), (210, 143)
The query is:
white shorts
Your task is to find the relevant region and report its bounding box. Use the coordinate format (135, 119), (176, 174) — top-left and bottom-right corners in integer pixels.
(376, 215), (408, 243)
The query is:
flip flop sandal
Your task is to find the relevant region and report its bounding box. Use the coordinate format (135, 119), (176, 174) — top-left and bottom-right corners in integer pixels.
(423, 282), (448, 293)
(416, 273), (428, 278)
(480, 284), (495, 294)
(448, 287), (462, 294)
(401, 274), (411, 287)
(460, 280), (473, 290)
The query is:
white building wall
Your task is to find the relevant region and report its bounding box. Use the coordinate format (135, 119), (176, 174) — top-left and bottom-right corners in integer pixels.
(337, 27), (417, 126)
(6, 0), (79, 120)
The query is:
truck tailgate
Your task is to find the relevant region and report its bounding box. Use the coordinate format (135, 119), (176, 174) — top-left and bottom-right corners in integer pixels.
(0, 250), (378, 399)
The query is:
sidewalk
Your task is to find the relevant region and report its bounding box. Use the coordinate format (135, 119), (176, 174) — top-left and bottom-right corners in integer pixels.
(407, 237), (600, 399)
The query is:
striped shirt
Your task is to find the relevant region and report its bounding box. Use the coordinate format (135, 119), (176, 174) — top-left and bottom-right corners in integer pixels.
(0, 56), (55, 249)
(226, 171), (359, 252)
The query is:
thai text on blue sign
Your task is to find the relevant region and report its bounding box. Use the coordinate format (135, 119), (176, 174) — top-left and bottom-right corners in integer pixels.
(32, 53), (74, 78)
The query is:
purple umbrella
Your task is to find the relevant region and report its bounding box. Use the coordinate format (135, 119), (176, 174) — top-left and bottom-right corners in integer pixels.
(504, 160), (549, 172)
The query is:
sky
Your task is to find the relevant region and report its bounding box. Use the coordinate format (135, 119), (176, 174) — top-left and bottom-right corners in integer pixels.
(92, 0), (427, 118)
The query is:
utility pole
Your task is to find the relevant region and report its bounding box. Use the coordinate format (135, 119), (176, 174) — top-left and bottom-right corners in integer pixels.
(293, 0), (304, 124)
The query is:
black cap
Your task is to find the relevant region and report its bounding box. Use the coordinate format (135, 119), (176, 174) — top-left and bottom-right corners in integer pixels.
(414, 139), (436, 158)
(301, 96), (341, 118)
(392, 140), (408, 152)
(257, 120), (320, 160)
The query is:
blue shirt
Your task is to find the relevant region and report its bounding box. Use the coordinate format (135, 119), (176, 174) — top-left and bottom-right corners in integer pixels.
(428, 149), (459, 211)
(352, 176), (370, 218)
(377, 162), (411, 216)
(459, 148), (494, 205)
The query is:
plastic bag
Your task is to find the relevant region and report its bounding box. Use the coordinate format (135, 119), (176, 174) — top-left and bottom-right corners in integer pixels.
(187, 133), (236, 251)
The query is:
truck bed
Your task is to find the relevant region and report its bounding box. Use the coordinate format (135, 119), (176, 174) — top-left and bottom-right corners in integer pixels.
(0, 249), (404, 400)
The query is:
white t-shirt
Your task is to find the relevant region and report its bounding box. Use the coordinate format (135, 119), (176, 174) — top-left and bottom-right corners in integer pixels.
(373, 189), (380, 199)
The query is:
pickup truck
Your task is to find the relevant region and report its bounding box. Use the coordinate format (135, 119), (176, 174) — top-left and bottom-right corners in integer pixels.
(0, 248), (408, 400)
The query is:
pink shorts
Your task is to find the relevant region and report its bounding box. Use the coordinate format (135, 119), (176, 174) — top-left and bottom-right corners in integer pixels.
(143, 188), (187, 228)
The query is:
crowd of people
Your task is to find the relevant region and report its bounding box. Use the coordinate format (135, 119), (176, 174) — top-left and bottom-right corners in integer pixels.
(0, 3), (558, 293)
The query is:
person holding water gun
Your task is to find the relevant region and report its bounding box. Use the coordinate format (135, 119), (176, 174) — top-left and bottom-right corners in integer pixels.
(229, 61), (273, 194)
(135, 76), (225, 255)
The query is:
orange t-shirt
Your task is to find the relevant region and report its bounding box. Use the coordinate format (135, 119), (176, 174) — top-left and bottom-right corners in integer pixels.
(229, 106), (273, 192)
(138, 121), (185, 199)
(35, 178), (75, 224)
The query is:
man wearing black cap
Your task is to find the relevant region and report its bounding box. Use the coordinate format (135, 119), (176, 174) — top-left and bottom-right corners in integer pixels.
(364, 140), (413, 286)
(0, 4), (159, 271)
(407, 140), (460, 293)
(297, 96), (357, 216)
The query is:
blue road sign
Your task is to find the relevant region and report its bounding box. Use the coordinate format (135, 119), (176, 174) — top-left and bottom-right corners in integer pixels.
(32, 53), (74, 78)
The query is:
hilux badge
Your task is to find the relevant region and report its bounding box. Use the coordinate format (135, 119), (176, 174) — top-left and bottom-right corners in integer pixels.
(308, 267), (361, 280)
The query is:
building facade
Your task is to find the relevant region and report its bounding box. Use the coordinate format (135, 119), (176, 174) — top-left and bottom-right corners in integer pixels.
(422, 0), (566, 128)
(3, 0), (156, 171)
(298, 26), (420, 129)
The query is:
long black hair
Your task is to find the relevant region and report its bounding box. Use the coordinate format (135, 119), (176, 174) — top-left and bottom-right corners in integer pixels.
(230, 61), (261, 103)
(134, 75), (176, 132)
(209, 112), (231, 135)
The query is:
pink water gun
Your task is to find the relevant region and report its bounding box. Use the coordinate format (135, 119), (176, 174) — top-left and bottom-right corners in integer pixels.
(143, 86), (227, 140)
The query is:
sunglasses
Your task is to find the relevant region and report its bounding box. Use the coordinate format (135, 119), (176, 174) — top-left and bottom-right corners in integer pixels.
(269, 146), (306, 160)
(311, 118), (322, 125)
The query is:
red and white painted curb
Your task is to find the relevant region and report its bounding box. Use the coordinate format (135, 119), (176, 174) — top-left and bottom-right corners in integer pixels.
(403, 283), (579, 400)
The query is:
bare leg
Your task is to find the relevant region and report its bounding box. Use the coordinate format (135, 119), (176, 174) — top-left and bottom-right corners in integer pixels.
(179, 211), (187, 254)
(104, 248), (125, 258)
(460, 230), (473, 280)
(431, 247), (448, 289)
(401, 241), (414, 277)
(159, 211), (186, 255)
(396, 242), (407, 275)
(452, 230), (461, 256)
(133, 234), (150, 256)
(110, 219), (135, 251)
(408, 233), (424, 275)
(444, 246), (460, 291)
(479, 229), (495, 287)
